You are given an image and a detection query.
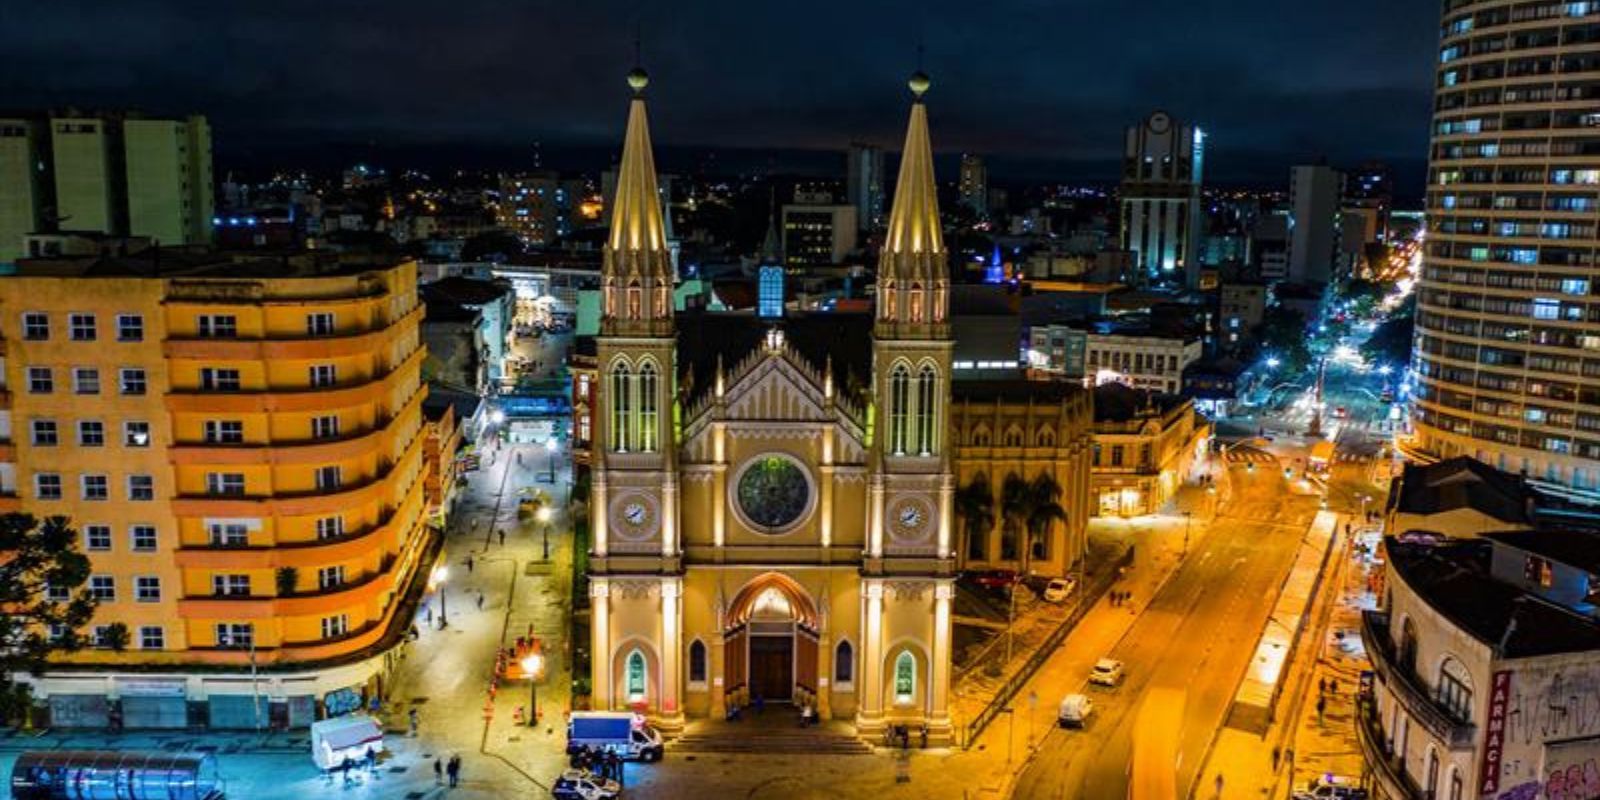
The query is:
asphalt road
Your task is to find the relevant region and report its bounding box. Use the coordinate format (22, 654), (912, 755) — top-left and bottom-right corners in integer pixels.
(1013, 460), (1319, 799)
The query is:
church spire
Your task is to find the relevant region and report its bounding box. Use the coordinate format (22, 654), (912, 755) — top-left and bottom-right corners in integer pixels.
(603, 66), (674, 335)
(759, 187), (782, 265)
(877, 70), (948, 337)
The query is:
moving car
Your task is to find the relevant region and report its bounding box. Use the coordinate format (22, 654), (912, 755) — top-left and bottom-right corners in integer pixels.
(1057, 693), (1094, 728)
(1042, 577), (1077, 603)
(552, 769), (622, 800)
(1088, 658), (1125, 687)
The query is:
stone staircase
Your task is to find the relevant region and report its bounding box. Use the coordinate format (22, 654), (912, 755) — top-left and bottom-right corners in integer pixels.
(670, 720), (874, 756)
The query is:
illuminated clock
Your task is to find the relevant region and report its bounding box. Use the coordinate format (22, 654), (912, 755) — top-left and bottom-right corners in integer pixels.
(889, 497), (934, 541)
(609, 494), (658, 540)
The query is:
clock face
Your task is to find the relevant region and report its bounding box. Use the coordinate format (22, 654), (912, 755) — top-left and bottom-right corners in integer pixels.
(609, 494), (657, 540)
(899, 505), (924, 529)
(890, 497), (933, 540)
(623, 503), (647, 525)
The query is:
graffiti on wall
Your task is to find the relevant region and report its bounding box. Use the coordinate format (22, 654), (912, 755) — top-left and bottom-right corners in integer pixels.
(1505, 667), (1600, 748)
(1490, 661), (1600, 793)
(1543, 759), (1600, 800)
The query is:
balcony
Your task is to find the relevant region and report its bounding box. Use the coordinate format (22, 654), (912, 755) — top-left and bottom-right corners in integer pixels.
(1355, 698), (1427, 800)
(1362, 611), (1478, 750)
(163, 305), (422, 361)
(163, 347), (424, 414)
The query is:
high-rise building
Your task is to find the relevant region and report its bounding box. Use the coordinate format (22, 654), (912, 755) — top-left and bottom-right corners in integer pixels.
(3, 253), (435, 729)
(845, 143), (885, 231)
(1410, 0), (1600, 498)
(958, 153), (987, 216)
(1287, 164), (1344, 285)
(781, 204), (858, 267)
(0, 113), (212, 265)
(1344, 160), (1392, 244)
(1119, 111), (1205, 287)
(498, 172), (589, 245)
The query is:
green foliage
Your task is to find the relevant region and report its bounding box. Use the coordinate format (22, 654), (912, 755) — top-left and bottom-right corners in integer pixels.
(101, 622), (130, 653)
(954, 475), (995, 561)
(1362, 294), (1418, 369)
(1257, 305), (1314, 377)
(999, 473), (1067, 574)
(0, 514), (98, 723)
(276, 566), (299, 597)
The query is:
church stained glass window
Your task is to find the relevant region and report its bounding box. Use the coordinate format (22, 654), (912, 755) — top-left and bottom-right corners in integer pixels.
(736, 455), (811, 532)
(894, 651), (915, 704)
(626, 650), (646, 702)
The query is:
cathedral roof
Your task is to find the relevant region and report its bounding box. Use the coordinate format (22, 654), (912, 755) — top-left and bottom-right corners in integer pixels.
(675, 311), (873, 407)
(606, 70), (669, 259)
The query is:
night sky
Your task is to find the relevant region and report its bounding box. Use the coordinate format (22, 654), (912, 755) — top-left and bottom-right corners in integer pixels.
(2, 0), (1440, 188)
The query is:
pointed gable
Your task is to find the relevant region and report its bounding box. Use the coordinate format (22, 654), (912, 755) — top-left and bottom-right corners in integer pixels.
(602, 68), (674, 336)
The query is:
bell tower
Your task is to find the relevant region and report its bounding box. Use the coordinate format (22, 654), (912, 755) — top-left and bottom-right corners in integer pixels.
(859, 71), (956, 741)
(590, 66), (685, 726)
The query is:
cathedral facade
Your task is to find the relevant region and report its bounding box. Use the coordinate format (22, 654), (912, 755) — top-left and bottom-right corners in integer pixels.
(586, 67), (958, 740)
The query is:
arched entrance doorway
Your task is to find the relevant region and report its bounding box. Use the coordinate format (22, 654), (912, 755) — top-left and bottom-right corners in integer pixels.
(724, 573), (820, 704)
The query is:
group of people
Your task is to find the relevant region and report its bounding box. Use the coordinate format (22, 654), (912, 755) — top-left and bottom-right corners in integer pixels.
(571, 746), (625, 785)
(331, 746), (382, 786)
(432, 754), (464, 787)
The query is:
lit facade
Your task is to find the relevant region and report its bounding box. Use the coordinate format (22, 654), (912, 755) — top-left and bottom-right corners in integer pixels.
(1412, 0), (1600, 500)
(1120, 111), (1204, 287)
(1088, 386), (1207, 517)
(2, 255), (434, 729)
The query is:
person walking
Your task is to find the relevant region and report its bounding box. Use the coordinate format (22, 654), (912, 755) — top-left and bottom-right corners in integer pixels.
(1316, 695), (1327, 724)
(1271, 745), (1281, 771)
(498, 528), (506, 546)
(433, 757), (443, 784)
(466, 554), (474, 574)
(1318, 677), (1327, 695)
(446, 755), (460, 787)
(1214, 773), (1224, 797)
(476, 591), (485, 611)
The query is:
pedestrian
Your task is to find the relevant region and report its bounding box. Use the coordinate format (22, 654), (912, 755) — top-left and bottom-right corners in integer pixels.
(409, 708), (419, 737)
(477, 591), (485, 611)
(1271, 745), (1281, 771)
(1286, 747), (1295, 767)
(1214, 773), (1224, 797)
(434, 757), (443, 784)
(425, 605), (433, 624)
(447, 755), (460, 787)
(1329, 678), (1338, 695)
(607, 751), (621, 782)
(1316, 695), (1326, 723)
(1318, 677), (1327, 695)
(365, 745), (377, 774)
(466, 554), (474, 573)
(498, 528), (506, 546)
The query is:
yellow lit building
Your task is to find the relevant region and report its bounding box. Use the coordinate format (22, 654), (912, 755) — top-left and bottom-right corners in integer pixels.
(1088, 383), (1209, 517)
(1, 252), (435, 729)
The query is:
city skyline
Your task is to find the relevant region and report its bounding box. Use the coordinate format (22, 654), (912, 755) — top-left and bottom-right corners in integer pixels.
(4, 0), (1438, 186)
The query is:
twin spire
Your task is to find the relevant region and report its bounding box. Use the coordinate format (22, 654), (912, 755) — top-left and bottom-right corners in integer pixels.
(607, 67), (670, 257)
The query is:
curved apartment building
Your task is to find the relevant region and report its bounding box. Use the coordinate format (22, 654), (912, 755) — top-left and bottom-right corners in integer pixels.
(1413, 0), (1600, 498)
(0, 252), (437, 729)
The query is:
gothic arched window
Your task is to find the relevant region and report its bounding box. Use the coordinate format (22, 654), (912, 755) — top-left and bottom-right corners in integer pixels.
(835, 640), (854, 685)
(916, 365), (937, 455)
(893, 651), (916, 705)
(687, 640), (707, 684)
(625, 649), (647, 702)
(889, 364), (910, 456)
(638, 361), (658, 453)
(610, 364), (632, 452)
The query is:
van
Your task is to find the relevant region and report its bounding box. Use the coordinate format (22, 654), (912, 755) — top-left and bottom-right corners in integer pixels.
(566, 711), (664, 762)
(1058, 693), (1094, 728)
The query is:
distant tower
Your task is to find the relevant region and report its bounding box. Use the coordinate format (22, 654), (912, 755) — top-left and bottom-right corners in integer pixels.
(758, 192), (785, 319)
(846, 143), (886, 231)
(958, 153), (987, 217)
(1119, 111), (1204, 288)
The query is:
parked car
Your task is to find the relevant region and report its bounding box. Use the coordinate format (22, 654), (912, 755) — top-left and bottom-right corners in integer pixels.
(1057, 693), (1094, 728)
(552, 769), (621, 800)
(1042, 577), (1077, 603)
(1292, 777), (1367, 800)
(969, 570), (1020, 590)
(1088, 658), (1125, 688)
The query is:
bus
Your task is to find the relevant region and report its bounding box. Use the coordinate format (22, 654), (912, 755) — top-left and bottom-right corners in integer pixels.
(1308, 440), (1336, 477)
(1128, 687), (1186, 800)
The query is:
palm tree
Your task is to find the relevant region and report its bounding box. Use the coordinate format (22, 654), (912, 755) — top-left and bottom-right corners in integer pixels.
(1000, 473), (1030, 563)
(954, 475), (995, 563)
(1022, 473), (1068, 577)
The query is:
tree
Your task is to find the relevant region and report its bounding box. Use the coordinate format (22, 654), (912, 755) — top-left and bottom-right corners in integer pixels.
(101, 622), (130, 653)
(1362, 294), (1418, 370)
(1000, 473), (1030, 563)
(0, 514), (98, 724)
(1257, 305), (1314, 377)
(276, 566), (299, 597)
(954, 475), (996, 563)
(1021, 473), (1068, 577)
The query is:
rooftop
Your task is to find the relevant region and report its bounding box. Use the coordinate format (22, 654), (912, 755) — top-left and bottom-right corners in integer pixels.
(1482, 528), (1600, 575)
(1387, 456), (1531, 525)
(1091, 382), (1187, 423)
(15, 249), (410, 280)
(1387, 537), (1600, 659)
(952, 379), (1089, 406)
(674, 310), (874, 407)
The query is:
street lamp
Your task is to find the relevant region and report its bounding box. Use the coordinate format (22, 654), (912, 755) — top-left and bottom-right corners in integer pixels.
(431, 566), (449, 628)
(1266, 357), (1281, 370)
(545, 437), (559, 484)
(538, 506), (553, 561)
(521, 652), (545, 727)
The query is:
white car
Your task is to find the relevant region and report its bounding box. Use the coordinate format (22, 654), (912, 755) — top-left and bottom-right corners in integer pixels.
(552, 769), (621, 800)
(1057, 693), (1094, 728)
(1042, 577), (1077, 603)
(1088, 658), (1125, 687)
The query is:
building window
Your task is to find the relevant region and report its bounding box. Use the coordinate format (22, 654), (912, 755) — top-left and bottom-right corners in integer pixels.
(215, 623), (253, 648)
(1525, 555), (1554, 587)
(127, 474), (155, 501)
(835, 640), (854, 685)
(78, 421), (105, 447)
(625, 650), (647, 702)
(135, 576), (161, 603)
(1437, 667), (1473, 721)
(321, 615), (349, 639)
(610, 364), (631, 452)
(88, 575), (116, 601)
(212, 574), (251, 597)
(309, 364), (336, 387)
(34, 473), (62, 500)
(1111, 446), (1124, 467)
(83, 525), (112, 551)
(204, 420), (244, 444)
(22, 312), (49, 340)
(916, 365), (937, 456)
(306, 312), (335, 336)
(199, 368), (241, 391)
(46, 582), (70, 602)
(894, 650), (916, 705)
(124, 421), (151, 447)
(316, 516), (344, 540)
(81, 474), (109, 501)
(139, 626), (164, 650)
(27, 367), (53, 394)
(317, 565), (345, 590)
(68, 313), (96, 341)
(1449, 770), (1462, 800)
(120, 368), (147, 395)
(30, 420), (58, 446)
(687, 640), (707, 684)
(638, 361), (658, 453)
(117, 314), (144, 342)
(311, 415), (339, 439)
(91, 625), (116, 649)
(208, 523), (249, 547)
(206, 473), (246, 496)
(315, 466), (342, 490)
(197, 315), (237, 338)
(889, 364), (910, 455)
(130, 525), (158, 552)
(73, 367), (99, 395)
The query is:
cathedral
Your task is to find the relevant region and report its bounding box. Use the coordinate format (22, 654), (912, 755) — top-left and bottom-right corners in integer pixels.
(586, 66), (1012, 743)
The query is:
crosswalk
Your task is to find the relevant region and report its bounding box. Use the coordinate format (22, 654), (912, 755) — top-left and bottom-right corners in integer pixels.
(1224, 447), (1278, 464)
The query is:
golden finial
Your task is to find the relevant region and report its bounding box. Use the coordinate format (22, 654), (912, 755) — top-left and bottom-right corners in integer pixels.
(627, 67), (650, 94)
(908, 70), (931, 98)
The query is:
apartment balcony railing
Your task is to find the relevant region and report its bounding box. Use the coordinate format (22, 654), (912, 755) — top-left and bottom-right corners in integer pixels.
(1355, 697), (1428, 800)
(1362, 611), (1478, 750)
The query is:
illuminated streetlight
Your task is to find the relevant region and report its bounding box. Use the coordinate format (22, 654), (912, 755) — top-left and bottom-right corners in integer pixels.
(538, 506), (553, 561)
(521, 652), (545, 727)
(431, 566), (449, 628)
(545, 436), (559, 483)
(1266, 357), (1281, 369)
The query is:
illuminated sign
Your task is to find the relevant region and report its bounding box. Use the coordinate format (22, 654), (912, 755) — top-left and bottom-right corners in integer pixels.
(1480, 670), (1512, 793)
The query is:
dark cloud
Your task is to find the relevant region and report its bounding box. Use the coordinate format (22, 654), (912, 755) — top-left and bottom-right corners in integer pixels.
(0, 0), (1438, 185)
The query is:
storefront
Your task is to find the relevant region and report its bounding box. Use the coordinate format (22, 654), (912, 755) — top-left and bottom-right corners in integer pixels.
(116, 679), (187, 729)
